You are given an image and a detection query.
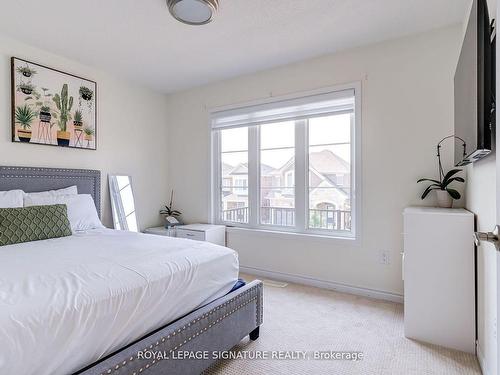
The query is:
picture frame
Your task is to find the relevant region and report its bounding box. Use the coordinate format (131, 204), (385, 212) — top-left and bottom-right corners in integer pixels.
(11, 57), (97, 150)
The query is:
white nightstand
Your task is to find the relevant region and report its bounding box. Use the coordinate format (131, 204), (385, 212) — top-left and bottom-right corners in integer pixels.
(176, 224), (226, 246)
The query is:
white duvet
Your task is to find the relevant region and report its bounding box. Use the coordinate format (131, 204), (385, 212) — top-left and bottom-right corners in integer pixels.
(0, 229), (239, 375)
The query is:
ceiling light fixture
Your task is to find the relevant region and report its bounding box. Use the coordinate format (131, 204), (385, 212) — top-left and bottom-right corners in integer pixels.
(167, 0), (219, 26)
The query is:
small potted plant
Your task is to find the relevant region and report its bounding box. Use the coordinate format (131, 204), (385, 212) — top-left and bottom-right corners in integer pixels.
(17, 82), (35, 95)
(53, 84), (74, 147)
(15, 104), (35, 142)
(79, 86), (94, 112)
(160, 190), (182, 227)
(417, 135), (467, 208)
(418, 169), (464, 208)
(39, 105), (52, 123)
(79, 86), (93, 101)
(16, 65), (37, 78)
(38, 88), (54, 123)
(83, 127), (94, 143)
(73, 110), (83, 131)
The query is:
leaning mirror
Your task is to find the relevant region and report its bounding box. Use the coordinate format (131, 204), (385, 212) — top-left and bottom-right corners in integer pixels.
(109, 175), (139, 232)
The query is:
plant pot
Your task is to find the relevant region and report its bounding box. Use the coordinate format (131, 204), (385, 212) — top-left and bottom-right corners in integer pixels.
(84, 134), (93, 142)
(20, 87), (33, 95)
(436, 190), (453, 208)
(22, 72), (31, 78)
(39, 111), (52, 123)
(56, 131), (71, 147)
(73, 121), (83, 131)
(17, 129), (32, 143)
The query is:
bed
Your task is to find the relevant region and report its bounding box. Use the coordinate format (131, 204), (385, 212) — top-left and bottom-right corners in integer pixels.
(0, 166), (263, 375)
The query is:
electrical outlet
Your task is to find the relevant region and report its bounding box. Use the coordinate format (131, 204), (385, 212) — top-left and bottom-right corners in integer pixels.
(379, 250), (391, 265)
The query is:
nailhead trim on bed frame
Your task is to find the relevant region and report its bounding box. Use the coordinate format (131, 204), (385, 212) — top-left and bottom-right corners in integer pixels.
(0, 166), (101, 217)
(99, 283), (263, 375)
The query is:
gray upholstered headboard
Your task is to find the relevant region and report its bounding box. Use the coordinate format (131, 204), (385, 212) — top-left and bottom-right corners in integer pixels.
(0, 166), (101, 217)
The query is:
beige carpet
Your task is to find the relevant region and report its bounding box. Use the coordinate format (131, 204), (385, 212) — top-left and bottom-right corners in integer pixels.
(204, 274), (480, 375)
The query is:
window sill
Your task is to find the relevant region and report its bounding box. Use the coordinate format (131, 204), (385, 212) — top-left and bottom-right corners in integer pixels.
(224, 226), (360, 246)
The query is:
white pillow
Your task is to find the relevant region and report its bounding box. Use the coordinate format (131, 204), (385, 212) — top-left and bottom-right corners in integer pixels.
(23, 186), (78, 204)
(24, 194), (103, 232)
(0, 189), (24, 208)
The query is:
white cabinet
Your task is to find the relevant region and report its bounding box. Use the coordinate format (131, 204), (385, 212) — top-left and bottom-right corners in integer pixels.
(176, 224), (226, 246)
(403, 207), (475, 353)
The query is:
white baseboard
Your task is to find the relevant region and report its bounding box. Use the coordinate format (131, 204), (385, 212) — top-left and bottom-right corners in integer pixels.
(477, 343), (490, 375)
(239, 265), (403, 303)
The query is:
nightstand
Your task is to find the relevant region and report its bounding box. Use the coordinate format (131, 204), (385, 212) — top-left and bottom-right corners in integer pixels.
(176, 224), (226, 246)
(143, 226), (179, 237)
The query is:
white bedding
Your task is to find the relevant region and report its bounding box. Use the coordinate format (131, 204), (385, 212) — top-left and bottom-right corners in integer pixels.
(0, 229), (239, 375)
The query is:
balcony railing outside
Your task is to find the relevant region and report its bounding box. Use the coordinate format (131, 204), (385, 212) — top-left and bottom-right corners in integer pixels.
(221, 206), (351, 231)
(309, 209), (351, 231)
(261, 206), (295, 227)
(222, 206), (249, 223)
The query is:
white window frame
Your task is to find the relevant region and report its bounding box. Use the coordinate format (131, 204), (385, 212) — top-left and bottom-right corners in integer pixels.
(209, 82), (362, 241)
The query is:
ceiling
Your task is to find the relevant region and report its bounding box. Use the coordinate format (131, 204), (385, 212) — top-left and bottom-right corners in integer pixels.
(0, 0), (468, 94)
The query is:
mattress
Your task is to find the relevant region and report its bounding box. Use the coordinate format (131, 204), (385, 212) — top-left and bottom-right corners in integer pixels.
(0, 229), (239, 375)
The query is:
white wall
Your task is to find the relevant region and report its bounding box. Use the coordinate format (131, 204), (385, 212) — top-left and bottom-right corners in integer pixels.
(466, 0), (498, 373)
(165, 26), (462, 296)
(0, 34), (168, 230)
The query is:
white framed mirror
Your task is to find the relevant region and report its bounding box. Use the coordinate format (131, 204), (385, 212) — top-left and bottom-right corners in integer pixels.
(109, 175), (139, 232)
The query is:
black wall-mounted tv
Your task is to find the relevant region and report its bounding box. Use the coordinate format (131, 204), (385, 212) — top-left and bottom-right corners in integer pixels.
(454, 0), (496, 166)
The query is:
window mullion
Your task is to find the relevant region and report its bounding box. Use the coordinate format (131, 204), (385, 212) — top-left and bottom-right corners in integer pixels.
(211, 130), (221, 224)
(294, 119), (307, 231)
(248, 125), (260, 227)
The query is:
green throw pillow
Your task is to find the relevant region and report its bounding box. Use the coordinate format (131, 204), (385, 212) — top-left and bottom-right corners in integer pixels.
(0, 204), (72, 246)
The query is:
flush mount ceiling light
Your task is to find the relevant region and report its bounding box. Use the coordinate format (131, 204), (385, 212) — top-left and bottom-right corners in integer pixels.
(167, 0), (219, 25)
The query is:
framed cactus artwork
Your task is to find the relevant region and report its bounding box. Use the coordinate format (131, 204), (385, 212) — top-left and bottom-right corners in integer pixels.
(11, 57), (97, 150)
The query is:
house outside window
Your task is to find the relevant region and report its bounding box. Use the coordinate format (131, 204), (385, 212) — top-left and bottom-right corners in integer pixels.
(234, 177), (248, 194)
(211, 84), (360, 238)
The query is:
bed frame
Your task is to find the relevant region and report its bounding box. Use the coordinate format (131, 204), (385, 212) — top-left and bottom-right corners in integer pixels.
(0, 166), (263, 375)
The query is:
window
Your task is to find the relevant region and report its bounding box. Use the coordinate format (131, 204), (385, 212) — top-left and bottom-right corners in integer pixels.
(211, 85), (359, 238)
(234, 178), (248, 194)
(308, 113), (352, 232)
(260, 121), (295, 227)
(219, 127), (248, 224)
